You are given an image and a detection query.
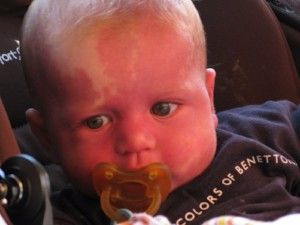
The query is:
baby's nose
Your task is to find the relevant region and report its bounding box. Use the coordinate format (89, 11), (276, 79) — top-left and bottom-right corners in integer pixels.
(114, 118), (156, 156)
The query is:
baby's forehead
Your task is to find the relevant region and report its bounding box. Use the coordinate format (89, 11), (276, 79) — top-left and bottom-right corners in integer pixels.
(42, 36), (202, 107)
(38, 11), (205, 95)
(53, 18), (196, 69)
(43, 7), (205, 80)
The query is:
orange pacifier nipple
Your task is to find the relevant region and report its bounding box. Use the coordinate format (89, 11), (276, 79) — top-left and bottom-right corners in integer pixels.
(92, 163), (171, 222)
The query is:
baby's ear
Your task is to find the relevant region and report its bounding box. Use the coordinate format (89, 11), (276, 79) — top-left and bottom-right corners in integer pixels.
(205, 68), (218, 127)
(26, 108), (51, 152)
(26, 109), (58, 163)
(205, 68), (216, 104)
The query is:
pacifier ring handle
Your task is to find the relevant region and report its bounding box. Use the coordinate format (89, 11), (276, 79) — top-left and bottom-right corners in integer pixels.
(143, 186), (161, 216)
(101, 186), (162, 222)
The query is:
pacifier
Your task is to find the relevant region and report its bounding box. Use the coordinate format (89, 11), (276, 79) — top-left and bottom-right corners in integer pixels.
(92, 163), (171, 223)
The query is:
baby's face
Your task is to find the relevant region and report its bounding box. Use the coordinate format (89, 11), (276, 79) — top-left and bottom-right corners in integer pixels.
(40, 18), (218, 196)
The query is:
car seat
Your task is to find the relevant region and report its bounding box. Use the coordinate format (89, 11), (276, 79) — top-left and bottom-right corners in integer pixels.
(0, 8), (31, 128)
(267, 0), (300, 76)
(0, 97), (19, 162)
(193, 0), (300, 112)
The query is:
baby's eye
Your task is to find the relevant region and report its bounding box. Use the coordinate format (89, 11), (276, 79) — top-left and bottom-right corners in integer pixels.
(151, 102), (178, 117)
(85, 115), (111, 129)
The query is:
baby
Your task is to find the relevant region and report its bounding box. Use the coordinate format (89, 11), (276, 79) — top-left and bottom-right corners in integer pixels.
(20, 0), (300, 225)
(22, 0), (217, 196)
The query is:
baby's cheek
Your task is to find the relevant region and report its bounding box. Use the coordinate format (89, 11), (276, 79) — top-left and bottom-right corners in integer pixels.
(167, 135), (215, 189)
